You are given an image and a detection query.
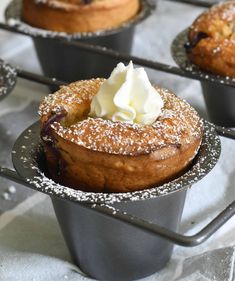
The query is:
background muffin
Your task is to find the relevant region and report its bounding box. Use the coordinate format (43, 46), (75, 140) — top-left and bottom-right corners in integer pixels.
(187, 1), (235, 77)
(22, 0), (140, 33)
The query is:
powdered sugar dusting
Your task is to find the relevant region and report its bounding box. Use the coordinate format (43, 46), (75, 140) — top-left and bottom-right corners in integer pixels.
(39, 78), (104, 116)
(205, 1), (235, 23)
(12, 120), (220, 204)
(0, 60), (17, 100)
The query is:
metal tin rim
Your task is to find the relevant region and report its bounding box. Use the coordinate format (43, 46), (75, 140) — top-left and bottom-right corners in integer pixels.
(12, 120), (221, 204)
(5, 0), (153, 40)
(171, 28), (235, 86)
(0, 59), (17, 101)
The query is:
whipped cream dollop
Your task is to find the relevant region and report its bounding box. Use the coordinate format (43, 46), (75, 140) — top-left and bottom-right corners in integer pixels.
(89, 62), (164, 125)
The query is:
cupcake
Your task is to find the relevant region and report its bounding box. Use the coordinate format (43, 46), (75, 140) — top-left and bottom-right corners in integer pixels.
(22, 0), (140, 33)
(186, 1), (235, 77)
(39, 62), (203, 192)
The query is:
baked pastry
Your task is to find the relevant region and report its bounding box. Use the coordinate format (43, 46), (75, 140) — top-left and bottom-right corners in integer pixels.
(39, 62), (203, 193)
(186, 1), (235, 77)
(22, 0), (140, 33)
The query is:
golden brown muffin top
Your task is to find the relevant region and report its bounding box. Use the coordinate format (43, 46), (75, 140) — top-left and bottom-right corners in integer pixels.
(189, 1), (235, 41)
(39, 79), (203, 156)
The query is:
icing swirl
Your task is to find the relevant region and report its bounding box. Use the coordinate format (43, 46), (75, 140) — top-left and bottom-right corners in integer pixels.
(89, 62), (164, 125)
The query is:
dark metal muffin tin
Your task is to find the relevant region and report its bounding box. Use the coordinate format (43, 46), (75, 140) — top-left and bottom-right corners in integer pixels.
(0, 0), (235, 280)
(11, 121), (220, 205)
(5, 0), (153, 89)
(1, 119), (235, 281)
(0, 59), (65, 93)
(171, 29), (235, 127)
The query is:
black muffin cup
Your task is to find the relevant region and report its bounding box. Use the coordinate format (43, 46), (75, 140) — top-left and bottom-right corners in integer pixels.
(171, 29), (235, 127)
(7, 120), (220, 281)
(5, 0), (153, 91)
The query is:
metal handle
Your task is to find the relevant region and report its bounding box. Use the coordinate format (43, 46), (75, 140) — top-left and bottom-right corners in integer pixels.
(60, 40), (235, 87)
(0, 59), (65, 101)
(0, 167), (32, 186)
(2, 60), (235, 139)
(92, 200), (235, 247)
(0, 57), (65, 88)
(215, 126), (235, 140)
(0, 166), (234, 247)
(0, 22), (235, 88)
(16, 68), (65, 87)
(164, 0), (214, 8)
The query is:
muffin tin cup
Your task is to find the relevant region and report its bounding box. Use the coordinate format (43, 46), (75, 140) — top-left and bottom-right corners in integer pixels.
(52, 189), (187, 281)
(1, 113), (235, 281)
(171, 29), (235, 127)
(0, 120), (230, 281)
(5, 0), (153, 91)
(200, 82), (235, 127)
(32, 30), (135, 90)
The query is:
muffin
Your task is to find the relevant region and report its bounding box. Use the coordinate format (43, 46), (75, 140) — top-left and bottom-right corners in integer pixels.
(39, 62), (203, 193)
(22, 0), (140, 33)
(186, 1), (235, 77)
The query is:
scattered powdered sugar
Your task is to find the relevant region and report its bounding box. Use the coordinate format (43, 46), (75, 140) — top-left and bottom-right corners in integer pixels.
(1, 185), (16, 201)
(8, 185), (16, 193)
(12, 120), (220, 204)
(39, 79), (104, 116)
(212, 46), (221, 54)
(213, 1), (235, 22)
(2, 192), (10, 201)
(0, 60), (17, 100)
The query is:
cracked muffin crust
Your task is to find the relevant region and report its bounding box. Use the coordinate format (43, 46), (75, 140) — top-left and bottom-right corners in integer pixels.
(39, 79), (203, 193)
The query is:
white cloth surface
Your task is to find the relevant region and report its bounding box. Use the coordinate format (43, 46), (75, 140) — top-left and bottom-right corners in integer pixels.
(0, 0), (235, 280)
